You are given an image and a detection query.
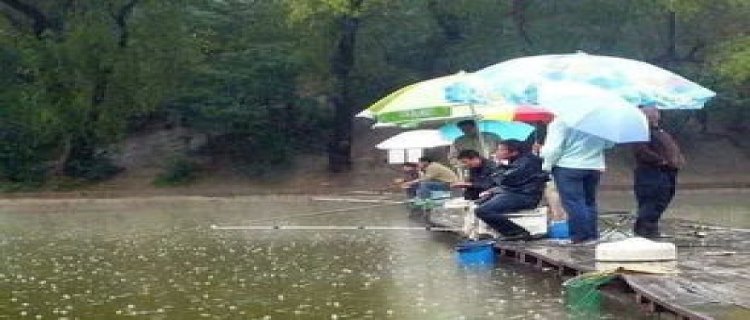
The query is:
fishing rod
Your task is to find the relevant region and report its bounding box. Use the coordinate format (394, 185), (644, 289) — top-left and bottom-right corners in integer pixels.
(234, 200), (411, 225)
(211, 224), (459, 232)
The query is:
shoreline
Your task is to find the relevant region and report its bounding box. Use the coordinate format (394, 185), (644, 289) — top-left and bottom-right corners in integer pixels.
(0, 182), (748, 201)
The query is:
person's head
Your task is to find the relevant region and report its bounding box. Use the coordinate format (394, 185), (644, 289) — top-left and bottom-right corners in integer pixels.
(402, 162), (418, 172)
(639, 105), (661, 127)
(417, 156), (433, 169)
(496, 139), (528, 161)
(456, 119), (478, 135)
(456, 149), (484, 168)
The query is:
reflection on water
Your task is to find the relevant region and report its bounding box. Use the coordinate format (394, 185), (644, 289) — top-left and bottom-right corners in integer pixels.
(3, 191), (739, 319)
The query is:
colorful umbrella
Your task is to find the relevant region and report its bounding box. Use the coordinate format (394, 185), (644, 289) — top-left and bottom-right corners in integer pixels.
(482, 105), (554, 123)
(439, 120), (536, 141)
(446, 52), (716, 109)
(536, 82), (649, 143)
(358, 73), (508, 127)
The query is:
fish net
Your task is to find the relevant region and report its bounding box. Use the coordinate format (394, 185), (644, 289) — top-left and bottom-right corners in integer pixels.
(563, 272), (617, 317)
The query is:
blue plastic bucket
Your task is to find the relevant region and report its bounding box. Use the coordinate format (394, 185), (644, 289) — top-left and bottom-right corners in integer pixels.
(455, 240), (496, 266)
(549, 220), (571, 239)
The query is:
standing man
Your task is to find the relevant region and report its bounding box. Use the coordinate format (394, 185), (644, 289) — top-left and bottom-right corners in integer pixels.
(401, 157), (458, 200)
(474, 140), (548, 240)
(451, 149), (497, 200)
(541, 119), (614, 243)
(448, 120), (502, 165)
(633, 106), (685, 238)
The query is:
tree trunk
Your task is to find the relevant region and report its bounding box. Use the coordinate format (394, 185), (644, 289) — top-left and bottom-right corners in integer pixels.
(111, 0), (140, 48)
(0, 0), (53, 38)
(510, 0), (533, 52)
(327, 1), (362, 173)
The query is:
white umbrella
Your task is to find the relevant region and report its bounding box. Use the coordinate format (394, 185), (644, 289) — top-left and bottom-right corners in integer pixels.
(375, 130), (451, 150)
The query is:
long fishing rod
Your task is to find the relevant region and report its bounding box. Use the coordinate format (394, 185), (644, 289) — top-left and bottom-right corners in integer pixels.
(211, 224), (459, 232)
(237, 200), (410, 225)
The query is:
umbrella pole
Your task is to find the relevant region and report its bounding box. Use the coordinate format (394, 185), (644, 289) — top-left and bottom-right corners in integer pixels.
(468, 104), (489, 158)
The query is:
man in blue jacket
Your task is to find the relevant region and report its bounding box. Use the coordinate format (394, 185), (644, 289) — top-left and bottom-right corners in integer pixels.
(474, 140), (548, 240)
(452, 149), (497, 200)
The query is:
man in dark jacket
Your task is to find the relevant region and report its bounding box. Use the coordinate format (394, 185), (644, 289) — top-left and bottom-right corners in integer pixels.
(452, 149), (497, 200)
(474, 139), (548, 239)
(633, 107), (685, 238)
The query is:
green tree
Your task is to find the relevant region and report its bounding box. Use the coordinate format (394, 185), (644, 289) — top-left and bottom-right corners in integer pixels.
(0, 0), (195, 183)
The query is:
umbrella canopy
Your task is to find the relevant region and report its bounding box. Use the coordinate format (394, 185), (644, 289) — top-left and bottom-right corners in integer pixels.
(359, 73), (509, 127)
(482, 105), (554, 123)
(536, 82), (649, 143)
(447, 52), (716, 109)
(439, 120), (536, 141)
(375, 130), (451, 150)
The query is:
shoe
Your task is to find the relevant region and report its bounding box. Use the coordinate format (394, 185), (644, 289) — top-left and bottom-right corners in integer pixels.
(475, 233), (496, 240)
(497, 231), (532, 241)
(569, 237), (599, 246)
(646, 233), (673, 239)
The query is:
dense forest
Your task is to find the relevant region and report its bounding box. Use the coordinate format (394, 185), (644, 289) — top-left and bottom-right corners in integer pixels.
(0, 0), (748, 188)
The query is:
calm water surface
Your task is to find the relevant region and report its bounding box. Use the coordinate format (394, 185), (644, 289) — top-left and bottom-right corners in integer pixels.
(2, 190), (746, 319)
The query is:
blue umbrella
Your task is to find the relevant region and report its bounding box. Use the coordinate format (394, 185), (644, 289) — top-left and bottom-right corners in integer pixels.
(536, 82), (649, 143)
(446, 52), (716, 109)
(439, 120), (536, 142)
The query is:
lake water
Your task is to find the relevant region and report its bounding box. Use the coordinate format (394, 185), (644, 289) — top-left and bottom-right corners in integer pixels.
(1, 190), (747, 319)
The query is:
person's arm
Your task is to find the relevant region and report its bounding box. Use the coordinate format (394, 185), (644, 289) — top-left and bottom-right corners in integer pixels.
(540, 120), (566, 171)
(494, 155), (539, 186)
(633, 143), (667, 165)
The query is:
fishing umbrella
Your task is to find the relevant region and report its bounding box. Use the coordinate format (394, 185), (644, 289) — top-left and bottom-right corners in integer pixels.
(439, 120), (536, 142)
(536, 82), (649, 143)
(446, 52), (716, 109)
(358, 72), (508, 127)
(375, 130), (451, 150)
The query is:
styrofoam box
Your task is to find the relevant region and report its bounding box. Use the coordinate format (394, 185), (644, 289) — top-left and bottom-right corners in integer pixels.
(506, 207), (548, 236)
(596, 237), (677, 262)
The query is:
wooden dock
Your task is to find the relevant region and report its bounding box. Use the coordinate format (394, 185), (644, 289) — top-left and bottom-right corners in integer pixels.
(494, 219), (750, 320)
(426, 207), (750, 320)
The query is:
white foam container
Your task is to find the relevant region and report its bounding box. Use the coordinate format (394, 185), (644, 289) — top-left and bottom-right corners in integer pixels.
(596, 237), (677, 262)
(438, 199), (548, 237)
(506, 207), (548, 236)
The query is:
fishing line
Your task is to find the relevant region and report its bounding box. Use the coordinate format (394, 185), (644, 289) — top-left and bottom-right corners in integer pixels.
(210, 225), (459, 232)
(235, 200), (410, 225)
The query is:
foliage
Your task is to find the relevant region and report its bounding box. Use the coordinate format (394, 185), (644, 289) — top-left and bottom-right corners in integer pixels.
(153, 156), (200, 187)
(0, 0), (748, 187)
(0, 0), (195, 186)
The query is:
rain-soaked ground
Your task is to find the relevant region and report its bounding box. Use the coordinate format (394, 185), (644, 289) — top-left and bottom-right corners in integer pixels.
(1, 189), (748, 319)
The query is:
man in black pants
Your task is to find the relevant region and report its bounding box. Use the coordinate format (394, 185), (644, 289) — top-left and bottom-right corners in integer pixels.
(452, 149), (497, 200)
(633, 107), (685, 238)
(474, 140), (548, 240)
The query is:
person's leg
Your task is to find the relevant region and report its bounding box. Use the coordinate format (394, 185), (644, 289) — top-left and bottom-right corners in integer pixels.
(464, 187), (481, 200)
(582, 170), (601, 240)
(633, 168), (663, 237)
(553, 167), (588, 242)
(650, 170), (678, 235)
(475, 193), (536, 236)
(406, 184), (418, 199)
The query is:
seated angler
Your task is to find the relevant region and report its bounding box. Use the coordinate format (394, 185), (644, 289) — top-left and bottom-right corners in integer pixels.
(474, 139), (549, 240)
(401, 157), (458, 200)
(451, 149), (498, 200)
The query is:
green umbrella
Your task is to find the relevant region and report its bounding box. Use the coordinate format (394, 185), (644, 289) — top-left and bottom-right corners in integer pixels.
(357, 73), (507, 127)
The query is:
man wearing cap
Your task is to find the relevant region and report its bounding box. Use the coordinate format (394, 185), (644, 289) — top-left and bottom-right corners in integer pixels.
(448, 120), (502, 165)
